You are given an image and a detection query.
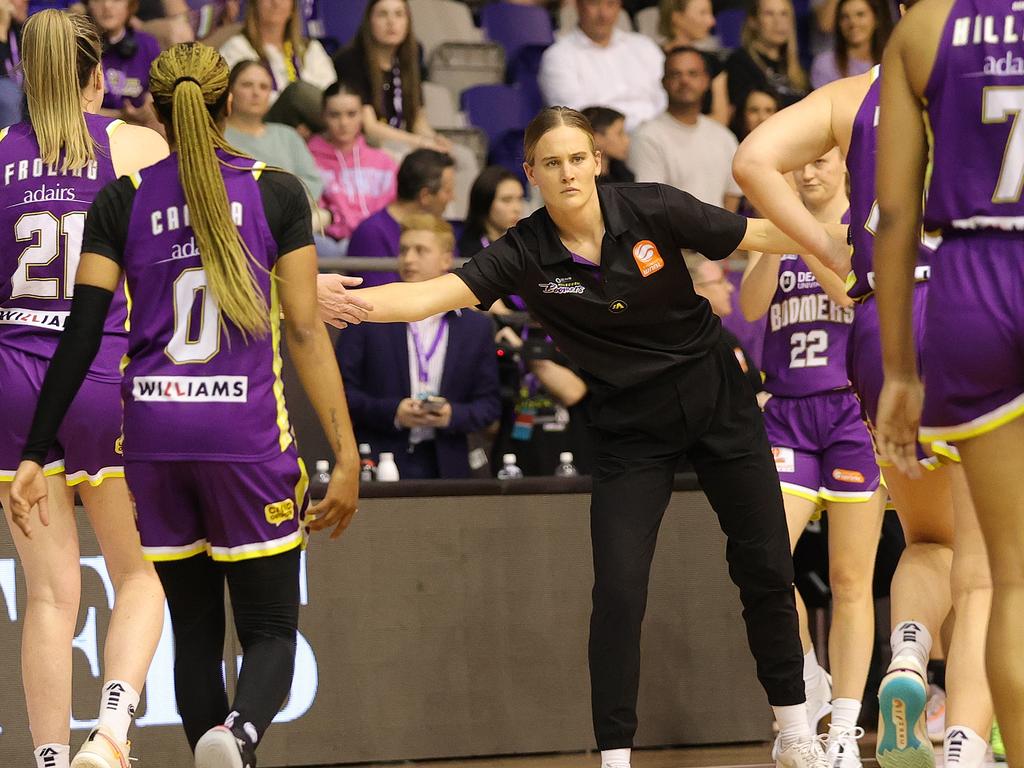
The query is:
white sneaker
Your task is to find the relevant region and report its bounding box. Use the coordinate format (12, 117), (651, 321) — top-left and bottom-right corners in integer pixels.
(807, 668), (833, 733)
(70, 727), (131, 768)
(826, 725), (865, 768)
(876, 656), (934, 768)
(926, 685), (946, 744)
(776, 736), (830, 768)
(194, 725), (253, 768)
(944, 727), (989, 768)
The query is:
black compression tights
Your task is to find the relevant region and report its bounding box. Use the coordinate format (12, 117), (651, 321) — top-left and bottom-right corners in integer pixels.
(155, 548), (301, 751)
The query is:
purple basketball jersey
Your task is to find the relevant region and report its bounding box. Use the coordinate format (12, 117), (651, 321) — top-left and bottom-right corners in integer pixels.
(761, 253), (855, 397)
(0, 114), (128, 381)
(847, 67), (936, 298)
(119, 152), (294, 462)
(923, 0), (1024, 232)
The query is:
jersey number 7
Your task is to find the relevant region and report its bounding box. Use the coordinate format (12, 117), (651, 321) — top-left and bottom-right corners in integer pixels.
(983, 86), (1024, 204)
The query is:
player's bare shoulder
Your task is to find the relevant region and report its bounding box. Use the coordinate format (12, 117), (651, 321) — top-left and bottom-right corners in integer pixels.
(819, 71), (875, 155)
(109, 122), (170, 177)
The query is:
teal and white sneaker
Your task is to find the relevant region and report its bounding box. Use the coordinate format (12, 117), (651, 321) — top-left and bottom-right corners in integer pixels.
(876, 656), (934, 768)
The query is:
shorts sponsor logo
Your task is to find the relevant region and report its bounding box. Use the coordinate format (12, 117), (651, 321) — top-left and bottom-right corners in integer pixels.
(114, 436), (124, 456)
(265, 498), (296, 526)
(132, 375), (248, 402)
(772, 447), (795, 474)
(631, 240), (664, 277)
(608, 299), (628, 313)
(0, 307), (68, 330)
(832, 468), (865, 484)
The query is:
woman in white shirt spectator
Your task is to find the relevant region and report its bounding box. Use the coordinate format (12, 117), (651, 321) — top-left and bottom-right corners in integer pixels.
(219, 0), (336, 129)
(809, 0), (890, 88)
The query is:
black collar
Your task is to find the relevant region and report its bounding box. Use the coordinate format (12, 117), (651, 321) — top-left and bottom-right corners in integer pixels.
(537, 183), (640, 266)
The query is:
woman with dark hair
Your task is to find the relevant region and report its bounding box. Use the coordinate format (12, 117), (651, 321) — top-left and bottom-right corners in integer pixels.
(338, 105), (852, 768)
(724, 0), (808, 117)
(810, 0), (891, 88)
(457, 165), (525, 258)
(730, 87), (780, 142)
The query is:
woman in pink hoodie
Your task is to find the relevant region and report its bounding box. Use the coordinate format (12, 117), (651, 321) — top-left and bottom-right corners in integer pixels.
(310, 80), (398, 258)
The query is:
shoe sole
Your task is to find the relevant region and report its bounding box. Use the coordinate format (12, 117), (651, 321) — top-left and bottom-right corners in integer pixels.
(194, 728), (243, 768)
(70, 756), (123, 768)
(877, 672), (934, 768)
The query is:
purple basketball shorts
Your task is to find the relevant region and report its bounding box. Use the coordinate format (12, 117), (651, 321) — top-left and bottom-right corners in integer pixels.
(0, 345), (124, 485)
(846, 285), (957, 466)
(126, 447), (309, 563)
(920, 232), (1024, 443)
(763, 389), (880, 505)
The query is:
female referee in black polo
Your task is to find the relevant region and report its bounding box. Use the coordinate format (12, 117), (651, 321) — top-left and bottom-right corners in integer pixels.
(342, 107), (848, 768)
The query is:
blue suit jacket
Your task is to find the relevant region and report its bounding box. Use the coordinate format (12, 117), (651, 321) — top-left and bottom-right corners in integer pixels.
(335, 310), (501, 478)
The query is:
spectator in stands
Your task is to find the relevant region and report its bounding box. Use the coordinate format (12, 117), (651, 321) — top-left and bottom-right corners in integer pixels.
(135, 0), (195, 48)
(629, 47), (741, 210)
(538, 0), (665, 132)
(457, 166), (525, 258)
(331, 0), (449, 154)
(581, 106), (634, 184)
(347, 148), (454, 286)
(809, 0), (890, 88)
(0, 0), (26, 127)
(219, 0), (335, 131)
(723, 0), (808, 118)
(89, 0), (162, 128)
(309, 80), (398, 260)
(686, 252), (762, 394)
(223, 60), (327, 214)
(729, 86), (778, 141)
(336, 215), (501, 480)
(657, 0), (731, 122)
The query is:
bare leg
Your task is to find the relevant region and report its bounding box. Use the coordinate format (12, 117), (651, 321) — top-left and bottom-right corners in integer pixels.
(79, 479), (164, 693)
(1, 480), (79, 747)
(825, 490), (886, 700)
(784, 494), (820, 653)
(957, 419), (1024, 767)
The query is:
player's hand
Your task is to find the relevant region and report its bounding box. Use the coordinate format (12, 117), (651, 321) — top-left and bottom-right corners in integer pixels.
(875, 375), (924, 479)
(317, 274), (373, 329)
(307, 460), (359, 539)
(819, 230), (853, 277)
(9, 460), (50, 539)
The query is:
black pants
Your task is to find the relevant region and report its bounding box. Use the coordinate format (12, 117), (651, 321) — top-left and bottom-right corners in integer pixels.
(155, 548), (301, 751)
(587, 342), (804, 749)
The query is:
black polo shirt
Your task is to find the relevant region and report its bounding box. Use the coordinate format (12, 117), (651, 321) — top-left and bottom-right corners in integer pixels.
(454, 182), (747, 392)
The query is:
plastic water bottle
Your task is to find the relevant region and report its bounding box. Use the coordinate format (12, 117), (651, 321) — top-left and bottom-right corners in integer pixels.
(376, 452), (400, 482)
(497, 453), (524, 479)
(315, 459), (331, 485)
(554, 451), (578, 477)
(359, 443), (376, 481)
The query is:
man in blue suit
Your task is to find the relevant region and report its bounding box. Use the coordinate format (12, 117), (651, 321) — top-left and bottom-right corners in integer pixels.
(335, 214), (501, 479)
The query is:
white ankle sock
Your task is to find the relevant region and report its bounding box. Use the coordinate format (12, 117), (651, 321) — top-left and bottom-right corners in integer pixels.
(944, 726), (988, 767)
(601, 748), (630, 768)
(802, 648), (821, 688)
(890, 621), (931, 672)
(830, 698), (861, 731)
(97, 679), (140, 743)
(774, 703), (812, 750)
(34, 743), (70, 768)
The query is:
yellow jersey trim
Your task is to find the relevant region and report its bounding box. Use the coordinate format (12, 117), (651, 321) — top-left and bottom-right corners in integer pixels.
(129, 171), (142, 189)
(65, 467), (126, 487)
(0, 126), (10, 143)
(919, 390), (1024, 443)
(106, 119), (126, 138)
(269, 271), (294, 453)
(252, 160), (267, 181)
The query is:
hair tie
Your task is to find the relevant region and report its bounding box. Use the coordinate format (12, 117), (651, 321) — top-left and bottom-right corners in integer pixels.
(173, 76), (201, 88)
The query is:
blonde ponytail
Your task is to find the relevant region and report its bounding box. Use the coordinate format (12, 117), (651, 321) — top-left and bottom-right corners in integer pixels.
(150, 43), (270, 339)
(21, 10), (101, 172)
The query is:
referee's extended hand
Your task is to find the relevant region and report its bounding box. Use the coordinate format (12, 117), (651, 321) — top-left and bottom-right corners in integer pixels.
(308, 460), (360, 539)
(8, 460), (50, 539)
(875, 376), (925, 479)
(317, 274), (373, 329)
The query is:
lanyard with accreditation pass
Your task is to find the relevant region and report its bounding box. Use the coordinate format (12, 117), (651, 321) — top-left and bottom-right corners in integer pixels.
(409, 317), (448, 384)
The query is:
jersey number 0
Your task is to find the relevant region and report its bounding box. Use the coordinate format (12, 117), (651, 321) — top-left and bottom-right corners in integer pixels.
(168, 267), (221, 364)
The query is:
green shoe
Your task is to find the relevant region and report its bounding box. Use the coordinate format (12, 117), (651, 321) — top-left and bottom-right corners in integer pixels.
(991, 720), (1006, 763)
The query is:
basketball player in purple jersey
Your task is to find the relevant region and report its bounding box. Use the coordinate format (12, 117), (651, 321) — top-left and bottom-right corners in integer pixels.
(732, 15), (994, 768)
(10, 42), (361, 768)
(740, 147), (884, 767)
(0, 11), (169, 768)
(873, 0), (1024, 763)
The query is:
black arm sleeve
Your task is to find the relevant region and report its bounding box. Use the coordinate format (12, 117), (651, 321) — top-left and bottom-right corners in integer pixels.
(452, 235), (528, 310)
(82, 177), (136, 265)
(660, 183), (747, 261)
(258, 170), (315, 257)
(21, 285), (114, 465)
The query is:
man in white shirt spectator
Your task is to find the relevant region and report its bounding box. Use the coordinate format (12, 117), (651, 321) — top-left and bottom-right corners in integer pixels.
(629, 47), (742, 211)
(538, 0), (666, 132)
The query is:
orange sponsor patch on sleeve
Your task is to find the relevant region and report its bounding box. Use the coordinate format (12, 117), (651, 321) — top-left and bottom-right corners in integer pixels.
(632, 240), (665, 277)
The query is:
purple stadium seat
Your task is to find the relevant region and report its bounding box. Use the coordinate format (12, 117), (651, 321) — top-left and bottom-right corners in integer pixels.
(461, 84), (528, 181)
(315, 0), (371, 51)
(480, 2), (553, 64)
(714, 8), (746, 49)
